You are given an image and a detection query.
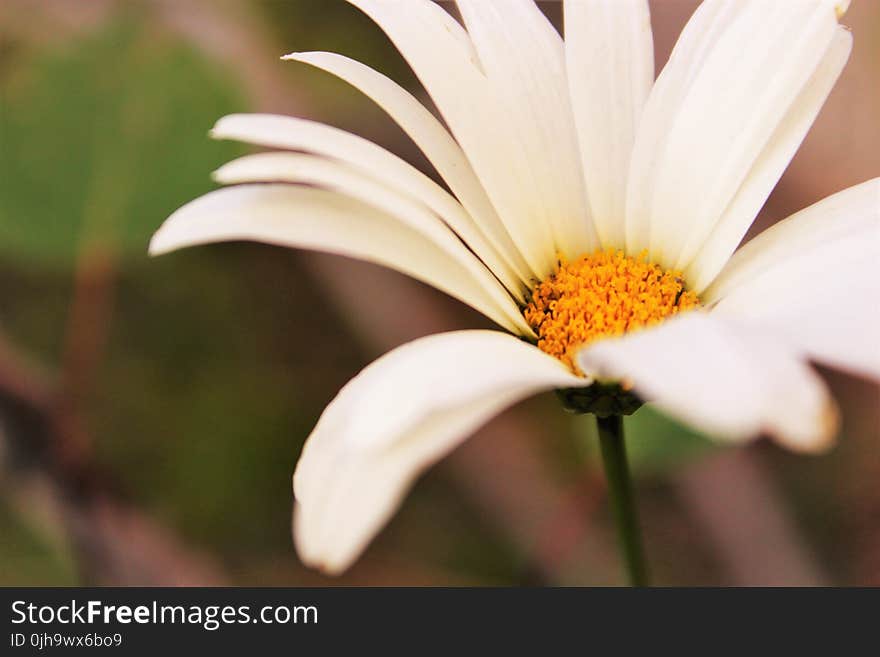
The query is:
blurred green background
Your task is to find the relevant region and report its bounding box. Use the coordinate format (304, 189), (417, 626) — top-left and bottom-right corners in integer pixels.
(0, 1), (877, 586)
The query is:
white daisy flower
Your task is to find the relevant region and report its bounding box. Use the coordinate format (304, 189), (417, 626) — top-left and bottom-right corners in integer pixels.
(151, 0), (878, 576)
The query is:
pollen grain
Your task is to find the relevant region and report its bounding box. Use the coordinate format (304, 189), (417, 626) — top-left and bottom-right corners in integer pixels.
(523, 250), (700, 371)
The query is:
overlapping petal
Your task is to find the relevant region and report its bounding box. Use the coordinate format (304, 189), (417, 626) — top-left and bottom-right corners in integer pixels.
(707, 179), (880, 380)
(347, 0), (596, 277)
(626, 0), (847, 279)
(209, 114), (525, 291)
(293, 330), (588, 573)
(576, 313), (838, 452)
(150, 184), (532, 335)
(282, 51), (533, 292)
(455, 0), (597, 261)
(212, 152), (532, 317)
(564, 0), (653, 250)
(686, 27), (852, 292)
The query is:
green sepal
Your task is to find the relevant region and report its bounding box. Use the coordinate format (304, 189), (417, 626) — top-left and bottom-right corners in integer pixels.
(555, 382), (643, 418)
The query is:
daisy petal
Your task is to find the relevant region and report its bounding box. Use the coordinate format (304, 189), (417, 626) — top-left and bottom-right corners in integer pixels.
(347, 0), (577, 277)
(626, 0), (741, 257)
(564, 0), (653, 250)
(456, 0), (597, 261)
(576, 313), (838, 452)
(293, 330), (588, 574)
(210, 113), (529, 292)
(627, 0), (843, 274)
(213, 152), (531, 312)
(687, 27), (852, 292)
(706, 179), (880, 380)
(282, 51), (533, 290)
(150, 184), (532, 335)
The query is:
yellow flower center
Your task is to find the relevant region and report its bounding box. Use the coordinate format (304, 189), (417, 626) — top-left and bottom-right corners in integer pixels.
(524, 250), (700, 371)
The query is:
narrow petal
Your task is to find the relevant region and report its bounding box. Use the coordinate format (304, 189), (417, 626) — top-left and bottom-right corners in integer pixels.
(211, 113), (529, 294)
(282, 51), (533, 290)
(293, 330), (588, 574)
(346, 0), (573, 278)
(150, 184), (532, 335)
(456, 0), (598, 261)
(706, 179), (880, 380)
(564, 0), (653, 249)
(213, 153), (529, 311)
(576, 313), (838, 452)
(686, 27), (852, 292)
(626, 0), (741, 257)
(627, 0), (844, 273)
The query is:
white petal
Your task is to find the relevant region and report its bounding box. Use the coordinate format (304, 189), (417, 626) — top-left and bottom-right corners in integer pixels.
(456, 0), (598, 262)
(626, 0), (842, 273)
(576, 313), (838, 452)
(150, 184), (532, 335)
(564, 0), (653, 250)
(705, 180), (880, 302)
(625, 0), (739, 257)
(210, 113), (530, 293)
(282, 51), (533, 291)
(293, 330), (588, 574)
(707, 179), (880, 380)
(213, 153), (531, 318)
(686, 27), (852, 292)
(347, 0), (574, 278)
(294, 390), (526, 575)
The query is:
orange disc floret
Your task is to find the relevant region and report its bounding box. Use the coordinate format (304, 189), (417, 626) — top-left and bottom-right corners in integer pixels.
(523, 250), (700, 371)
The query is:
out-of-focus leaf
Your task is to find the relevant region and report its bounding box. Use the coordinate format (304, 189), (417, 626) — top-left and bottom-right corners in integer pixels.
(0, 500), (77, 585)
(0, 16), (245, 269)
(624, 405), (718, 474)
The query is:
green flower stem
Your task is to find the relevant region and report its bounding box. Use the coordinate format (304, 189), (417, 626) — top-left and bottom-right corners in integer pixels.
(596, 414), (650, 586)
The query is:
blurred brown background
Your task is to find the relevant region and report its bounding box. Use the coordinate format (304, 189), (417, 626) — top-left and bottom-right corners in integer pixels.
(0, 0), (877, 586)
